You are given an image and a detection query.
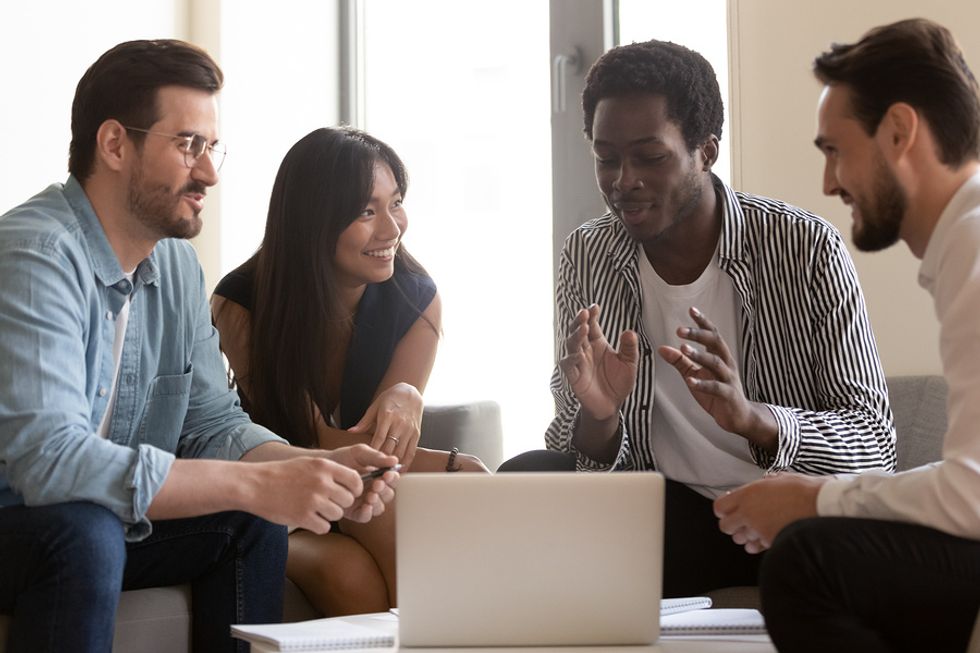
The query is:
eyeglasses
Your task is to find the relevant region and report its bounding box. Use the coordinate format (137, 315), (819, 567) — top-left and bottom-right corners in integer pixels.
(122, 126), (227, 172)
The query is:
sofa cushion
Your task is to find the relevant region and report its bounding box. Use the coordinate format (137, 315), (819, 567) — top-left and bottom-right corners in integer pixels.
(885, 375), (947, 471)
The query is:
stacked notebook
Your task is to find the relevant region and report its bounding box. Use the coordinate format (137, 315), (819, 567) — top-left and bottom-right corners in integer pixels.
(661, 602), (767, 636)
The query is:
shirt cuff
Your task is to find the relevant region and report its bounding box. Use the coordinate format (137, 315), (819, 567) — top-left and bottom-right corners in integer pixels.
(126, 444), (176, 541)
(816, 477), (853, 517)
(755, 404), (801, 472)
(569, 411), (630, 472)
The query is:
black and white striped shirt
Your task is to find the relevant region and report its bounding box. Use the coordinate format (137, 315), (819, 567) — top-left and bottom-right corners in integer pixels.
(545, 179), (897, 476)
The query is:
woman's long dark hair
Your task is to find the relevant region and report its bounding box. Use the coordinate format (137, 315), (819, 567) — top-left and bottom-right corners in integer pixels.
(244, 127), (427, 447)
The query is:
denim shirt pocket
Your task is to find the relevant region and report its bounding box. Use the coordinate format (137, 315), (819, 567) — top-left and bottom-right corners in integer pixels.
(137, 365), (193, 452)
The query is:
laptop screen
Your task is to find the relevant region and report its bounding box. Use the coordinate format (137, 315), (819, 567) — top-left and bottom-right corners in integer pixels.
(396, 472), (665, 647)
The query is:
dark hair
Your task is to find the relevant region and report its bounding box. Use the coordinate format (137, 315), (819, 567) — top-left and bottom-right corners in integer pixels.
(243, 127), (427, 447)
(69, 39), (223, 181)
(582, 39), (724, 149)
(814, 18), (980, 166)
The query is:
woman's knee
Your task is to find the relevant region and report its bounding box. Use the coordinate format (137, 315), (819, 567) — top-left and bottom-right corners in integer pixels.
(288, 533), (388, 614)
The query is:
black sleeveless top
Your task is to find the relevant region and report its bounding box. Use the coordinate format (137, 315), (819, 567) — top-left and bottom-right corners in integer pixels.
(213, 259), (437, 429)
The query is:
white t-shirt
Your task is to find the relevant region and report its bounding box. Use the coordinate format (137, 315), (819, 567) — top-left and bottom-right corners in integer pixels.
(637, 246), (763, 498)
(96, 273), (135, 438)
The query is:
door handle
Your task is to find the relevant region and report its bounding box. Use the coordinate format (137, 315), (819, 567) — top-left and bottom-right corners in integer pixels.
(552, 47), (584, 114)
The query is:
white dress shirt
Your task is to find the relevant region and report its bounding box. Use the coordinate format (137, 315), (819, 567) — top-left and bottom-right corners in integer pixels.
(818, 172), (980, 540)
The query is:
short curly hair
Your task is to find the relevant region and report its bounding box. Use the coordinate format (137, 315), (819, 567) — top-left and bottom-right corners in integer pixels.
(582, 40), (724, 149)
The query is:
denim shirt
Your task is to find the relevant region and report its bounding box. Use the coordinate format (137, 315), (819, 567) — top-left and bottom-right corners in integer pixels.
(0, 177), (286, 540)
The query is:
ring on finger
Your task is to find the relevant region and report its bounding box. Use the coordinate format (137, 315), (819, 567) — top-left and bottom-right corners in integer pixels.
(386, 435), (400, 444)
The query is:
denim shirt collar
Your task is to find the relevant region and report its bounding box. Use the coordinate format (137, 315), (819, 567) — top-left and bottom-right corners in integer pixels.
(62, 175), (161, 290)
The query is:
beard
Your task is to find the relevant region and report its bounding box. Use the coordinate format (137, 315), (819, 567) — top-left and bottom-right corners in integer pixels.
(852, 152), (906, 252)
(127, 164), (205, 240)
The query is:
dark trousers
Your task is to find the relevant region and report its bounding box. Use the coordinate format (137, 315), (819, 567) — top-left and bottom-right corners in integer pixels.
(498, 450), (760, 596)
(761, 517), (980, 653)
(0, 502), (288, 653)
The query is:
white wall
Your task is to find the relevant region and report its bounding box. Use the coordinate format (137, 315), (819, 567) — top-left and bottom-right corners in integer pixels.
(5, 1), (978, 379)
(0, 1), (340, 293)
(0, 1), (183, 214)
(216, 0), (340, 288)
(729, 0), (980, 376)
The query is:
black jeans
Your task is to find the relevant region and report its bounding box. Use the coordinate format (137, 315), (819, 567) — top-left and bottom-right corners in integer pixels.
(0, 502), (288, 653)
(761, 517), (980, 653)
(498, 450), (760, 596)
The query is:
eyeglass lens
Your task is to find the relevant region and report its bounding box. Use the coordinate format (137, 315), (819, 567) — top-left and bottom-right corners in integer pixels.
(186, 135), (226, 171)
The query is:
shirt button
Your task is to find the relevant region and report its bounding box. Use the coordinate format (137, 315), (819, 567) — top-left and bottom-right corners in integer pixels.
(105, 310), (113, 320)
(98, 387), (107, 397)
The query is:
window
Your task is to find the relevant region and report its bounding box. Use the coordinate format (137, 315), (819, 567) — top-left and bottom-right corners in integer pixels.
(357, 0), (555, 459)
(616, 0), (731, 183)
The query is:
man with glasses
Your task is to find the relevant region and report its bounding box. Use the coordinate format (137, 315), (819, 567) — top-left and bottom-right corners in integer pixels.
(0, 39), (399, 653)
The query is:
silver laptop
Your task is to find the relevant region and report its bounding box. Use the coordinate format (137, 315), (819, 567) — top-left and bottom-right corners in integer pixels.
(396, 472), (664, 647)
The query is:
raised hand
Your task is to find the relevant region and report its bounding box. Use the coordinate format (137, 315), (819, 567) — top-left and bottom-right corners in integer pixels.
(559, 304), (640, 421)
(348, 382), (423, 469)
(657, 306), (777, 450)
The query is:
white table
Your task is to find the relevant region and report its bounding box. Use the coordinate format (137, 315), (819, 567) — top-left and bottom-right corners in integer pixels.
(245, 613), (777, 653)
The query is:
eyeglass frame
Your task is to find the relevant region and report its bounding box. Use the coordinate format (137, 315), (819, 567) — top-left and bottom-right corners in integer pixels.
(121, 125), (227, 172)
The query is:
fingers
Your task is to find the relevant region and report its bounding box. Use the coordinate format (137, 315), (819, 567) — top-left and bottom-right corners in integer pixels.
(657, 345), (702, 379)
(562, 310), (590, 357)
(617, 329), (641, 365)
(344, 443), (399, 473)
(304, 515), (334, 535)
(346, 469), (399, 522)
(292, 459), (361, 532)
(585, 303), (605, 342)
(713, 489), (738, 517)
(678, 306), (736, 367)
(374, 409), (398, 454)
(744, 539), (769, 554)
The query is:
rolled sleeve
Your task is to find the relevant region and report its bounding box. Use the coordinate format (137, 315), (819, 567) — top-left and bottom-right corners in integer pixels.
(127, 445), (176, 540)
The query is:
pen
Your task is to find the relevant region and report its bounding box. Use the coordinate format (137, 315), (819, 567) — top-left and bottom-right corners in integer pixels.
(360, 464), (403, 482)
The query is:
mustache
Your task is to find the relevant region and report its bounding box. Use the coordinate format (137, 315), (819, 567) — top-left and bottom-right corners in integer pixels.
(179, 181), (208, 196)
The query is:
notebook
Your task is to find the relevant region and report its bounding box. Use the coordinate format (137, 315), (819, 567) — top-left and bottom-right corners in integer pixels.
(230, 614), (396, 651)
(396, 472), (665, 647)
(661, 608), (767, 636)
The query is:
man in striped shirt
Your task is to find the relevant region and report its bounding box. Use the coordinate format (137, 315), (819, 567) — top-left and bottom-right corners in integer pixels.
(539, 39), (895, 597)
(715, 19), (980, 652)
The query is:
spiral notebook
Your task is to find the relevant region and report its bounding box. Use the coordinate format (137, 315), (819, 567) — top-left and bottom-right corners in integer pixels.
(230, 615), (395, 651)
(660, 608), (767, 636)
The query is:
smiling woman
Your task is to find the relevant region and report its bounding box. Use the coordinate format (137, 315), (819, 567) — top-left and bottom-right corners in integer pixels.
(210, 126), (489, 617)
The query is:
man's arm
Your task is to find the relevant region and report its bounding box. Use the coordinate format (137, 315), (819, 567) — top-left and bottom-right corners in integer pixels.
(545, 241), (637, 469)
(755, 230), (896, 475)
(147, 445), (399, 533)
